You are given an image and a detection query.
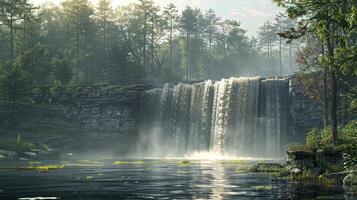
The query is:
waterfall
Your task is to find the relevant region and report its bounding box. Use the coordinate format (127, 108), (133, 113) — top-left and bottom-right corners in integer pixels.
(139, 77), (290, 158)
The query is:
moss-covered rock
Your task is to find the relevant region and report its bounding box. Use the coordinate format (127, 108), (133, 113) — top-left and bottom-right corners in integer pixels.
(250, 163), (284, 173)
(286, 150), (316, 170)
(343, 173), (357, 187)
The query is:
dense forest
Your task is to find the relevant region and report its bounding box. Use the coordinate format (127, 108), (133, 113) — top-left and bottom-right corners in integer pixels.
(0, 0), (298, 89)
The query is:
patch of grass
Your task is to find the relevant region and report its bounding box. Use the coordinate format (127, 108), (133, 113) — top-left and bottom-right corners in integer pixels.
(113, 161), (144, 165)
(284, 170), (337, 185)
(252, 185), (274, 190)
(236, 166), (250, 173)
(180, 160), (190, 165)
(9, 164), (64, 172)
(221, 160), (245, 165)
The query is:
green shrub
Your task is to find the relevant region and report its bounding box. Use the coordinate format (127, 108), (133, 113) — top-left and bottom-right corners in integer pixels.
(306, 127), (332, 151)
(340, 121), (357, 170)
(306, 128), (321, 151)
(285, 170), (336, 185)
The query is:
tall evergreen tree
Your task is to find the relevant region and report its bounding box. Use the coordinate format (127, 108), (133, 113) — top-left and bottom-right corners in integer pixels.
(0, 0), (36, 60)
(163, 3), (178, 72)
(62, 0), (94, 84)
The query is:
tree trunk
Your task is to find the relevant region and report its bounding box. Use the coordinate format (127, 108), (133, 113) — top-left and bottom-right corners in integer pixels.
(289, 43), (292, 74)
(151, 20), (155, 77)
(76, 15), (80, 84)
(10, 11), (14, 60)
(322, 44), (329, 128)
(186, 19), (190, 81)
(327, 35), (338, 146)
(209, 22), (212, 51)
(279, 37), (282, 76)
(143, 11), (147, 74)
(84, 29), (88, 84)
(169, 17), (173, 70)
(103, 10), (107, 55)
(267, 43), (271, 76)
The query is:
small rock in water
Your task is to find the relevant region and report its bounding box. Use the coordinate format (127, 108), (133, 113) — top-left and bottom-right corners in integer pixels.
(290, 168), (302, 174)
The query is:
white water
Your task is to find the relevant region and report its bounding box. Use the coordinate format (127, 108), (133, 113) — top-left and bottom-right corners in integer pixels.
(139, 77), (290, 158)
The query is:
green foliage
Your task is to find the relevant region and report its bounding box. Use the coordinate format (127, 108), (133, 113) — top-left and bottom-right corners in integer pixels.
(285, 170), (337, 185)
(0, 0), (299, 85)
(51, 58), (73, 84)
(0, 65), (31, 102)
(250, 163), (285, 173)
(303, 121), (357, 170)
(0, 135), (36, 152)
(340, 121), (357, 170)
(306, 127), (333, 151)
(347, 87), (357, 117)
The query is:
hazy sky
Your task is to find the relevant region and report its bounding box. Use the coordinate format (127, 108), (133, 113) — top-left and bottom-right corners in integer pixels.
(30, 0), (282, 36)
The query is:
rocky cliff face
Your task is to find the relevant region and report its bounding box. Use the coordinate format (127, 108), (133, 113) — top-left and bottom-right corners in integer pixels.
(33, 85), (148, 132)
(0, 77), (322, 156)
(28, 84), (152, 155)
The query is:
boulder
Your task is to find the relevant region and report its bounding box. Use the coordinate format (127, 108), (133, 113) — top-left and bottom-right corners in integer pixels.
(287, 150), (316, 170)
(343, 173), (357, 187)
(250, 163), (284, 172)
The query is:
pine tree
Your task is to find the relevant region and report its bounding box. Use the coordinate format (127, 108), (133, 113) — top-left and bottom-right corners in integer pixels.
(163, 3), (178, 72)
(62, 0), (94, 84)
(0, 0), (36, 60)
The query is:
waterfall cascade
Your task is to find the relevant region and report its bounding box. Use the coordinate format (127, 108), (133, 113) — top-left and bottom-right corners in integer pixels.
(139, 77), (290, 158)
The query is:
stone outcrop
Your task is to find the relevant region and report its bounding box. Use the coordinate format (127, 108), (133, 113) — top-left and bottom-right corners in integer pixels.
(32, 84), (151, 132)
(0, 76), (325, 157)
(22, 84), (153, 154)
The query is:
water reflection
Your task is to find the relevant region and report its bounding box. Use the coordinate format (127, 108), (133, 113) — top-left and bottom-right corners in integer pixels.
(208, 162), (226, 199)
(0, 160), (355, 200)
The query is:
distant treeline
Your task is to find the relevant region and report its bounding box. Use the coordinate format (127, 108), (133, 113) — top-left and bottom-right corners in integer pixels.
(0, 0), (297, 87)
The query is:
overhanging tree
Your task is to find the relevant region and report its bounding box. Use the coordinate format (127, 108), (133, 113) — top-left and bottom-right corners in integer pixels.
(274, 0), (357, 146)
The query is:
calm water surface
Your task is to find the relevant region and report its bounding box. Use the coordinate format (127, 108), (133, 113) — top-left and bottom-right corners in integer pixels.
(0, 159), (356, 200)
